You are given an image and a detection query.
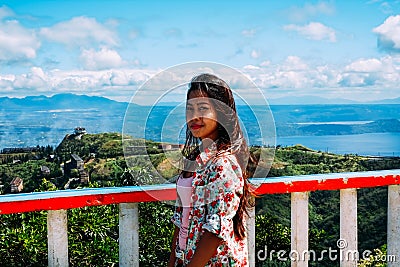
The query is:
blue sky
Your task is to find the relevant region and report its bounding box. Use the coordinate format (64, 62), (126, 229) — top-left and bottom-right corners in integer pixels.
(1, 0), (400, 103)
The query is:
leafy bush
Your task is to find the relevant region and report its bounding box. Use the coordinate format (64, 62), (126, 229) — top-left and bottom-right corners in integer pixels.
(0, 212), (47, 267)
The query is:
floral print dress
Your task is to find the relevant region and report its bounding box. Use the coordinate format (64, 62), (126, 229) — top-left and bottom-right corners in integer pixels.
(172, 143), (248, 266)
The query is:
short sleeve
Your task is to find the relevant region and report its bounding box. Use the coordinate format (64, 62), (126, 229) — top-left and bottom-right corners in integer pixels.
(202, 155), (244, 241)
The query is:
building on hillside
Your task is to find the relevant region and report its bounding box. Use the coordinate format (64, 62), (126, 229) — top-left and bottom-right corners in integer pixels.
(79, 169), (89, 184)
(70, 154), (84, 169)
(65, 154), (89, 185)
(41, 165), (50, 176)
(47, 154), (56, 162)
(74, 127), (87, 135)
(12, 159), (21, 164)
(10, 177), (23, 193)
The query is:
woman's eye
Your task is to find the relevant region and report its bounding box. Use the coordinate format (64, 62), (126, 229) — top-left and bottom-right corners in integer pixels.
(186, 106), (194, 112)
(199, 106), (209, 111)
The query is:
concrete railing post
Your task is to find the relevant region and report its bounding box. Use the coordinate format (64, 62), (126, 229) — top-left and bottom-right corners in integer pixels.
(247, 207), (256, 267)
(48, 209), (69, 267)
(340, 188), (358, 267)
(291, 192), (309, 267)
(119, 203), (139, 267)
(388, 185), (400, 267)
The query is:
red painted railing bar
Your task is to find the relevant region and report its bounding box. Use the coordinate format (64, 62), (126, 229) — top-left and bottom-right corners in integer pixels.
(0, 186), (177, 215)
(0, 170), (398, 215)
(253, 170), (400, 195)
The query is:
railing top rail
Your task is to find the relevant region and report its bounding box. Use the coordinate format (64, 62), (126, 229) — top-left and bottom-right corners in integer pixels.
(0, 169), (399, 214)
(252, 169), (400, 194)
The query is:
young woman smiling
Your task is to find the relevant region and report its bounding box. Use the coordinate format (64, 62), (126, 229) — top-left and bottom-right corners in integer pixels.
(168, 73), (253, 267)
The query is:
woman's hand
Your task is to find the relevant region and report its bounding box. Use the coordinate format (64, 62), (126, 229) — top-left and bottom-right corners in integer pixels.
(186, 231), (222, 267)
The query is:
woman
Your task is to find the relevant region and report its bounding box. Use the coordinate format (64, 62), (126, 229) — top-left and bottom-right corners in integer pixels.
(168, 73), (254, 266)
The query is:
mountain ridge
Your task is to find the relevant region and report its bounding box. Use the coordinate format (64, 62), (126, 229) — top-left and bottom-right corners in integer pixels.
(2, 93), (400, 106)
(0, 93), (129, 110)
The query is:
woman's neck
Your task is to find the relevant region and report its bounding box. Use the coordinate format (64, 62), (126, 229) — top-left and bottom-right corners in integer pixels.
(200, 138), (216, 151)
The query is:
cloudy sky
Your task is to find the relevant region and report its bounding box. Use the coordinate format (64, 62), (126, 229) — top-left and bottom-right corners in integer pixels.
(1, 0), (400, 103)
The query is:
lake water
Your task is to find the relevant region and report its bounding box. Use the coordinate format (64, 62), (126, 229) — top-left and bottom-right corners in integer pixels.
(277, 132), (400, 157)
(0, 105), (399, 157)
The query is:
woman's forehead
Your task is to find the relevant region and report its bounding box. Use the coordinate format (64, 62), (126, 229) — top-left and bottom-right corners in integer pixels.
(187, 89), (208, 99)
(186, 96), (211, 105)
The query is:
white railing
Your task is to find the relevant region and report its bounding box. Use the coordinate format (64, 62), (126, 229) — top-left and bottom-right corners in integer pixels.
(0, 169), (399, 267)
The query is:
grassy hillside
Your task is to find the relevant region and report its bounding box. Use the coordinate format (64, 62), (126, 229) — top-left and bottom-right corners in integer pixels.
(0, 133), (399, 266)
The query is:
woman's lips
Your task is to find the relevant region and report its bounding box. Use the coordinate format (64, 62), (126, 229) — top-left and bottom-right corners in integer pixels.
(190, 124), (203, 130)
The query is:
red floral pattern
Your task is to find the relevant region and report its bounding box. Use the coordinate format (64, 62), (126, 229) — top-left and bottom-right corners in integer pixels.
(172, 143), (248, 266)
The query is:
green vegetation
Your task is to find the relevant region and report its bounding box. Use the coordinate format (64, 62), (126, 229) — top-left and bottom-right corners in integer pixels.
(0, 133), (399, 266)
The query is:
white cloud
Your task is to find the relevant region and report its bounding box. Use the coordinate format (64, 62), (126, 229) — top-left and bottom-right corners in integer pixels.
(367, 0), (395, 14)
(241, 28), (257, 37)
(50, 70), (108, 90)
(260, 60), (271, 67)
(0, 74), (13, 91)
(379, 2), (394, 14)
(242, 56), (400, 97)
(338, 73), (373, 87)
(1, 56), (400, 103)
(109, 69), (149, 86)
(345, 58), (383, 72)
(0, 19), (40, 61)
(0, 6), (14, 19)
(250, 49), (261, 59)
(281, 56), (309, 71)
(13, 67), (47, 90)
(340, 56), (400, 87)
(0, 67), (154, 99)
(247, 57), (315, 89)
(287, 2), (335, 22)
(284, 22), (337, 42)
(40, 16), (118, 47)
(243, 65), (261, 70)
(80, 47), (125, 70)
(373, 15), (400, 52)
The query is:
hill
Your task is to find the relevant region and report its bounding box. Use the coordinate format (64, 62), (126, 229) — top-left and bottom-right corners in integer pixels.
(0, 133), (399, 266)
(293, 118), (400, 136)
(0, 93), (129, 110)
(370, 97), (400, 104)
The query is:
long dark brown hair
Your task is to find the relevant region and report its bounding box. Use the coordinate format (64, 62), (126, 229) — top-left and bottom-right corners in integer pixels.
(181, 73), (255, 240)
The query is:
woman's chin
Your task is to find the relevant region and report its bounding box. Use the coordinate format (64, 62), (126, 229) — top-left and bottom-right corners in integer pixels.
(190, 130), (202, 138)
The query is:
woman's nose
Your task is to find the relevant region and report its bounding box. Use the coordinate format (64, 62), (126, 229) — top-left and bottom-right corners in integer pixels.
(187, 108), (201, 122)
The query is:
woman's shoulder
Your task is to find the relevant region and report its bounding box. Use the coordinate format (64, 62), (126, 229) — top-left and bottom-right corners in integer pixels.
(207, 153), (243, 186)
(211, 152), (241, 171)
(214, 149), (238, 161)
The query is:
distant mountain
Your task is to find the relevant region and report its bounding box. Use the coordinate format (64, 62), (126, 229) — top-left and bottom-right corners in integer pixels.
(0, 94), (129, 110)
(144, 96), (359, 106)
(267, 95), (400, 105)
(267, 95), (358, 105)
(3, 93), (396, 108)
(277, 119), (400, 136)
(353, 119), (400, 133)
(369, 97), (400, 104)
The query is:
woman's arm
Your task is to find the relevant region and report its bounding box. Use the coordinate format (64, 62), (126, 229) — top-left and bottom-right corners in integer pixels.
(186, 231), (222, 267)
(168, 226), (180, 267)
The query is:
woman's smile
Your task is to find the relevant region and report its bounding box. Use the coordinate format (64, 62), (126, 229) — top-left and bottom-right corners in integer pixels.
(189, 123), (203, 130)
(186, 95), (219, 141)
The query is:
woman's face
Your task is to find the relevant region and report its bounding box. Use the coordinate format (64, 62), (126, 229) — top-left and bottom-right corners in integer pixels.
(186, 91), (219, 141)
